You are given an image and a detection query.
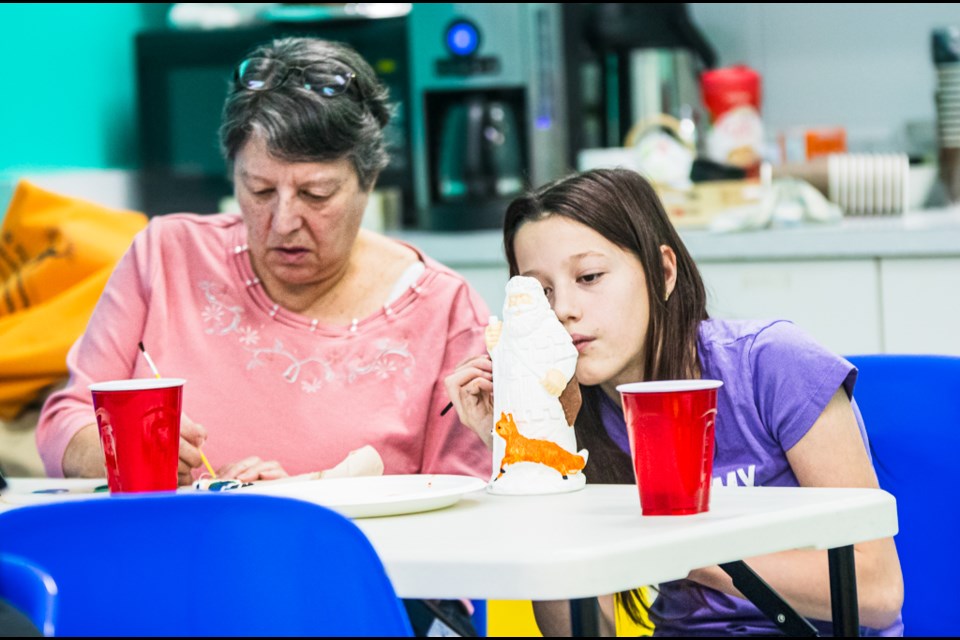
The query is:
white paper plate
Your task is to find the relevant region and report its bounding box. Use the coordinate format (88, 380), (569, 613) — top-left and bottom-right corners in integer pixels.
(242, 474), (487, 518)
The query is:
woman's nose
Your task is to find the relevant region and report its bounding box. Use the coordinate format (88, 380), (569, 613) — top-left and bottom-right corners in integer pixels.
(271, 195), (303, 234)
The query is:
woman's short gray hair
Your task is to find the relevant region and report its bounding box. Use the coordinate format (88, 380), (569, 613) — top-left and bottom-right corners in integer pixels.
(219, 37), (391, 191)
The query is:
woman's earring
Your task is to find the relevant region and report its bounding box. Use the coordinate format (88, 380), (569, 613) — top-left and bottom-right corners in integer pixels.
(664, 291), (671, 302)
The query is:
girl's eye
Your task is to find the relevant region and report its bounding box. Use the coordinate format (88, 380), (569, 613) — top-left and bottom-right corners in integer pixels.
(251, 188), (274, 197)
(579, 273), (603, 284)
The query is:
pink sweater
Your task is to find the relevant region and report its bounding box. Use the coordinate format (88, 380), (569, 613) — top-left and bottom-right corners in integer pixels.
(37, 213), (492, 480)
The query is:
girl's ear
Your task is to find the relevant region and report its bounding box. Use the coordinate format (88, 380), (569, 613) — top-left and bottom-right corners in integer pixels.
(660, 245), (678, 301)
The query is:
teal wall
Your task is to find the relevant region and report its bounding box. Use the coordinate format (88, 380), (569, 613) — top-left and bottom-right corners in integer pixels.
(0, 3), (168, 172)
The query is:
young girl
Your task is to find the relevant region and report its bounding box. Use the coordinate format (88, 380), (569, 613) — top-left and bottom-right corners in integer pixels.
(444, 168), (904, 636)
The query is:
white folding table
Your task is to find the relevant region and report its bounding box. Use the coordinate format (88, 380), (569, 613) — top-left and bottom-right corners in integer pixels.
(354, 484), (898, 636)
(0, 480), (897, 636)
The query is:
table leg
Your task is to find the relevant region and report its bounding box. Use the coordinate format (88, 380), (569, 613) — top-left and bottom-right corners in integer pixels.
(719, 561), (818, 636)
(570, 597), (600, 637)
(828, 545), (859, 637)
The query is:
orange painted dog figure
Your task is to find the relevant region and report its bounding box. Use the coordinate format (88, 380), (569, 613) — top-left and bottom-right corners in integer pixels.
(494, 412), (588, 480)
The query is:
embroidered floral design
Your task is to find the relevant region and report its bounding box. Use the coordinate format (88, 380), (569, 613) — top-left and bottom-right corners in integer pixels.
(237, 326), (260, 346)
(247, 339), (336, 384)
(201, 304), (223, 325)
(301, 378), (324, 393)
(197, 281), (414, 393)
(199, 281), (245, 335)
(348, 339), (414, 382)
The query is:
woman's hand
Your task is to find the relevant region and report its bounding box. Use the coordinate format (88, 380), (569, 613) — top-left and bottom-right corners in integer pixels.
(177, 414), (209, 485)
(178, 415), (290, 483)
(443, 354), (495, 449)
(216, 456), (289, 483)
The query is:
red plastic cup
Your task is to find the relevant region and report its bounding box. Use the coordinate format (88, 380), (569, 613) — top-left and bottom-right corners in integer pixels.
(616, 380), (723, 516)
(89, 378), (185, 493)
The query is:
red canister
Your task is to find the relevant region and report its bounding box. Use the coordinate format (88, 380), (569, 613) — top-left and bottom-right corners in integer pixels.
(701, 65), (763, 173)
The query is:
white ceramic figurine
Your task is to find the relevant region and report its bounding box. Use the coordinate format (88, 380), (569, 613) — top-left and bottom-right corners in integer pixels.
(486, 275), (587, 494)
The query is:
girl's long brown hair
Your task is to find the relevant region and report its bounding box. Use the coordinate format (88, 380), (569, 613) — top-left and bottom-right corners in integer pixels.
(503, 168), (710, 624)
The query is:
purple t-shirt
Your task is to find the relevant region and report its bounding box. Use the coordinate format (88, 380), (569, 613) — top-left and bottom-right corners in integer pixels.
(599, 318), (904, 636)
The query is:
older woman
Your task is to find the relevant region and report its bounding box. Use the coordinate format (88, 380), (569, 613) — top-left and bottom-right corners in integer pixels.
(37, 37), (491, 484)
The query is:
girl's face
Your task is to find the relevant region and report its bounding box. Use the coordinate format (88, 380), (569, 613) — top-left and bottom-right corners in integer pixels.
(513, 215), (657, 398)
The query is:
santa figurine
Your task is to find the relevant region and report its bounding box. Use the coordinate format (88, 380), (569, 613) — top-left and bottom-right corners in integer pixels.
(486, 276), (587, 495)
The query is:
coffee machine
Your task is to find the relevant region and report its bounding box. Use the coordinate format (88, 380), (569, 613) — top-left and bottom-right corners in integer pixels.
(408, 4), (569, 231)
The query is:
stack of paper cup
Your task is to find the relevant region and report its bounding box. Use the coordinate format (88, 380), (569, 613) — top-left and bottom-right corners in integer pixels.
(827, 153), (910, 216)
(933, 26), (960, 203)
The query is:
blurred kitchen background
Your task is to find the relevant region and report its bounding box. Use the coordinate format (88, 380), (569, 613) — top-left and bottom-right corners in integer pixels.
(2, 2), (959, 357)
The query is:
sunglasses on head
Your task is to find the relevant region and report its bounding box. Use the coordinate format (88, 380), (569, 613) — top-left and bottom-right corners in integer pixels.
(234, 56), (356, 97)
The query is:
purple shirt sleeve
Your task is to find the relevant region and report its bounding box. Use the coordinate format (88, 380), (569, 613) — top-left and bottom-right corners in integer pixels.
(748, 320), (857, 452)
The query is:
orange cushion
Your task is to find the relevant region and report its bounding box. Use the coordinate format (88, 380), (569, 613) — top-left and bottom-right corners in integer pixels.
(0, 180), (147, 419)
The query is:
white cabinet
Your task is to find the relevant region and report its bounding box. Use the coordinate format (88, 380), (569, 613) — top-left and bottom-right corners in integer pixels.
(448, 257), (959, 358)
(401, 218), (960, 358)
(697, 259), (883, 356)
(880, 258), (960, 355)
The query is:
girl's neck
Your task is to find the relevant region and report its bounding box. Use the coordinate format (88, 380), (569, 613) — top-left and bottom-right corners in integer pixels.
(599, 380), (626, 409)
(596, 341), (701, 407)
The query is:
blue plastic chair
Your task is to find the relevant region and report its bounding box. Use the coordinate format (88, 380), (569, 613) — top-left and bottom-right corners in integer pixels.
(0, 492), (413, 637)
(0, 552), (58, 636)
(847, 354), (960, 637)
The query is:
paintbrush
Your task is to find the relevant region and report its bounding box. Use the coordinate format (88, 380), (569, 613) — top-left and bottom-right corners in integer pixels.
(138, 341), (218, 478)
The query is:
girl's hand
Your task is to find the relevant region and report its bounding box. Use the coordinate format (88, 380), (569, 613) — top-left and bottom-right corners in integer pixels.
(443, 354), (495, 449)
